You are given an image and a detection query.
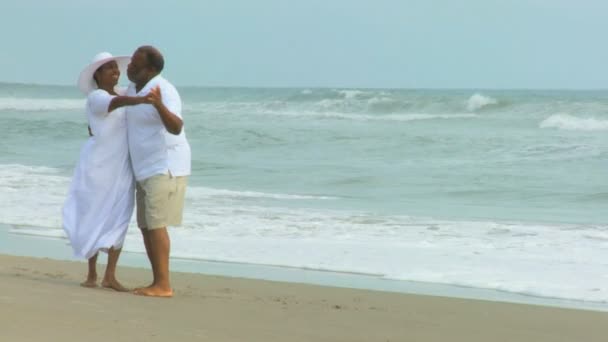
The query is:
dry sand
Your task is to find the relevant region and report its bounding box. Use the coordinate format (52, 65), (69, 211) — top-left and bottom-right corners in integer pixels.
(1, 253), (607, 342)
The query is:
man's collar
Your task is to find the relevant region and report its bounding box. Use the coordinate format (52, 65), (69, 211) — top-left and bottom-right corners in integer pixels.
(136, 74), (163, 94)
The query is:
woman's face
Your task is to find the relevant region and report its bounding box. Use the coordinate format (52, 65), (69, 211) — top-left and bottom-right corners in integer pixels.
(93, 61), (120, 89)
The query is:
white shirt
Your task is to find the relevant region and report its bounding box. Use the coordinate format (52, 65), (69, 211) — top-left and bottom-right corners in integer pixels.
(125, 75), (191, 181)
(87, 88), (122, 137)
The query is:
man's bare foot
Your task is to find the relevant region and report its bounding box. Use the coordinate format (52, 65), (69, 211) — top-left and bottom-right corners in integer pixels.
(80, 279), (98, 288)
(101, 279), (129, 292)
(132, 284), (152, 292)
(133, 286), (173, 298)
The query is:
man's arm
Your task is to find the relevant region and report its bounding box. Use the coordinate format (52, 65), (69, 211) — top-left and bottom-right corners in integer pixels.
(148, 86), (183, 135)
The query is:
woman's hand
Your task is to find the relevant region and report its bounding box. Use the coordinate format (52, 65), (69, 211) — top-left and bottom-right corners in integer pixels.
(142, 86), (162, 106)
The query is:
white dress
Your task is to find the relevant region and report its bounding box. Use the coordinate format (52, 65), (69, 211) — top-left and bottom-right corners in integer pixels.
(62, 89), (135, 259)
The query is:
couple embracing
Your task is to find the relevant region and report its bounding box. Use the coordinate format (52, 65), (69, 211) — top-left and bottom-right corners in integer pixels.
(62, 45), (190, 298)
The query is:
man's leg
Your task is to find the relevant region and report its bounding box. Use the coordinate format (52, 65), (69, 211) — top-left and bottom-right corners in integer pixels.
(139, 228), (157, 286)
(135, 227), (173, 297)
(135, 179), (157, 288)
(81, 253), (98, 288)
(133, 174), (177, 297)
(101, 247), (129, 292)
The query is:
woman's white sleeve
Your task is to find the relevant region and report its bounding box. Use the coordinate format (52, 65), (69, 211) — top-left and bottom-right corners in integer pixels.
(87, 89), (116, 116)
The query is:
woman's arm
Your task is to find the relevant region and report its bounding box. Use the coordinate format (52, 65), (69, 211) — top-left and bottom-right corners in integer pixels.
(108, 94), (153, 112)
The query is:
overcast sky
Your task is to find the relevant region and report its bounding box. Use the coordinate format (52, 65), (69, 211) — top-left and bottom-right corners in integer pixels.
(1, 0), (606, 89)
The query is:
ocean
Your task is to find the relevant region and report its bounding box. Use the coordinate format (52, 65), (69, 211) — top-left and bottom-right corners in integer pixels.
(1, 82), (607, 304)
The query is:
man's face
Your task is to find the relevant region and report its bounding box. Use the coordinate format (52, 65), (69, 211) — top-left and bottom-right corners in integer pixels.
(127, 50), (150, 84)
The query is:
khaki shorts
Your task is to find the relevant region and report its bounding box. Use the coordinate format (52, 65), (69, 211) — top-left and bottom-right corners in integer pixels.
(136, 174), (188, 230)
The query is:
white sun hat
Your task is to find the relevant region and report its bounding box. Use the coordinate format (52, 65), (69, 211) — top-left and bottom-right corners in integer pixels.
(77, 52), (130, 94)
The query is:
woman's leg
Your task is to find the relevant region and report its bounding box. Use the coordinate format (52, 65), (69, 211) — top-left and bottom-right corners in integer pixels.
(101, 247), (129, 292)
(81, 253), (98, 287)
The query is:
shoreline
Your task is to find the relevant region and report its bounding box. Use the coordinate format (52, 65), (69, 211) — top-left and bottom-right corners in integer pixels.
(2, 223), (607, 313)
(2, 253), (608, 341)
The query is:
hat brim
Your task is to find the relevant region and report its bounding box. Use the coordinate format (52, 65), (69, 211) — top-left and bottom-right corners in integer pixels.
(77, 56), (131, 95)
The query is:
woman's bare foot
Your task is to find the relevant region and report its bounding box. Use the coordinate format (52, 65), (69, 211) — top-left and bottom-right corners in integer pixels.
(80, 274), (98, 288)
(101, 278), (129, 292)
(133, 286), (173, 298)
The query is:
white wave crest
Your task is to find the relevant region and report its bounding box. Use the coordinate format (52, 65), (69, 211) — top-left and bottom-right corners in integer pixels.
(316, 99), (346, 110)
(188, 187), (337, 200)
(540, 114), (608, 131)
(371, 113), (477, 122)
(4, 160), (608, 304)
(279, 111), (477, 122)
(366, 96), (397, 106)
(0, 97), (83, 111)
(0, 164), (69, 228)
(0, 163), (335, 229)
(337, 90), (367, 99)
(466, 93), (497, 111)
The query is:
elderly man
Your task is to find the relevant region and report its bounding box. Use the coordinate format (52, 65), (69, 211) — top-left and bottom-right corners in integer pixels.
(126, 45), (191, 297)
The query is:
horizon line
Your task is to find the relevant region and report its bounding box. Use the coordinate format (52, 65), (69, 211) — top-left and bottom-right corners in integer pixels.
(1, 80), (607, 92)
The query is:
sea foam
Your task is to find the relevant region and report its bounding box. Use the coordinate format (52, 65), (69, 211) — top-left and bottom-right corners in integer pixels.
(0, 97), (83, 111)
(540, 113), (608, 131)
(3, 162), (608, 303)
(466, 93), (498, 111)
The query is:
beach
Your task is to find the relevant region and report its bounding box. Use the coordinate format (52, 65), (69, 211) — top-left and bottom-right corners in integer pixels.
(2, 1), (608, 339)
(1, 253), (607, 342)
(2, 85), (608, 340)
(2, 86), (608, 305)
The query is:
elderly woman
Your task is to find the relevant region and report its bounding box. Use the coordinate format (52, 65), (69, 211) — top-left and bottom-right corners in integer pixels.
(63, 52), (156, 291)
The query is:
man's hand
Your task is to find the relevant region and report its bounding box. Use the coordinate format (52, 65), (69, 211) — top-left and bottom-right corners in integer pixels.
(146, 85), (183, 135)
(145, 86), (162, 107)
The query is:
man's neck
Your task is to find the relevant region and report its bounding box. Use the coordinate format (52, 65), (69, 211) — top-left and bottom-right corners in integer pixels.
(135, 73), (160, 93)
